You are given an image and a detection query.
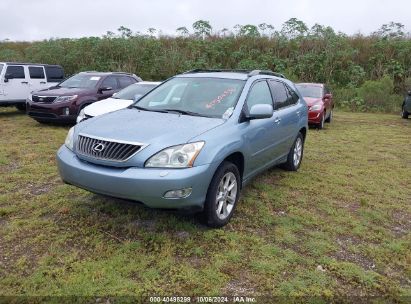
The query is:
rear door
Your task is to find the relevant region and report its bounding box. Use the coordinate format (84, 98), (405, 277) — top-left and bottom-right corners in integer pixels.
(2, 65), (31, 100)
(28, 65), (48, 92)
(268, 80), (300, 157)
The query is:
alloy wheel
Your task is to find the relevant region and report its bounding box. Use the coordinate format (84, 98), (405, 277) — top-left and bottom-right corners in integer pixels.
(215, 172), (238, 220)
(293, 137), (303, 167)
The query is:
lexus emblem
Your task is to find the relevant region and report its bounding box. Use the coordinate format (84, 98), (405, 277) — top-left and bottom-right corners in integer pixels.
(92, 143), (105, 153)
(39, 97), (44, 102)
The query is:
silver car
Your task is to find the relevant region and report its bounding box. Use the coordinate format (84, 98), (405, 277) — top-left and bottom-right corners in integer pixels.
(57, 69), (308, 227)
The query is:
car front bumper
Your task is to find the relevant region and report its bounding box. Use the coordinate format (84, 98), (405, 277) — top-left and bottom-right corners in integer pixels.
(26, 99), (77, 122)
(56, 145), (218, 210)
(308, 110), (323, 124)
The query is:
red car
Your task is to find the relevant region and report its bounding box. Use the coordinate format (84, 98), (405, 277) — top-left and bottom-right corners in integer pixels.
(296, 83), (334, 129)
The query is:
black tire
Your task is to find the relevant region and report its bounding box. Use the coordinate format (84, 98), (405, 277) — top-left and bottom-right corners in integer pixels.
(325, 108), (333, 123)
(281, 132), (304, 171)
(318, 112), (325, 129)
(203, 161), (241, 228)
(402, 106), (409, 119)
(15, 104), (26, 112)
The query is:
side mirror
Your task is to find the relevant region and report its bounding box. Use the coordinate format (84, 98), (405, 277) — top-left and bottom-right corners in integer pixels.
(323, 93), (332, 100)
(247, 104), (273, 120)
(4, 73), (13, 82)
(99, 86), (112, 93)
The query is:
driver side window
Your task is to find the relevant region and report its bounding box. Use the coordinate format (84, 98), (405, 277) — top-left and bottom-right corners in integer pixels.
(246, 81), (273, 112)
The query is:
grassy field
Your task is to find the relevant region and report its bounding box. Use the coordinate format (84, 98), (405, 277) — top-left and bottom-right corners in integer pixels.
(0, 108), (410, 302)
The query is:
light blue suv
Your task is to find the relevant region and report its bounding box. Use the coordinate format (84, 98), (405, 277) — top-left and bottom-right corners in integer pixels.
(57, 69), (308, 227)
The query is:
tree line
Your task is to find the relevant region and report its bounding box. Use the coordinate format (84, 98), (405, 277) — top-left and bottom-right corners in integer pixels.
(1, 18), (410, 112)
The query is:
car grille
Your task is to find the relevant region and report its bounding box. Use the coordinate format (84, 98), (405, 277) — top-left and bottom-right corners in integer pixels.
(32, 95), (57, 103)
(76, 134), (144, 162)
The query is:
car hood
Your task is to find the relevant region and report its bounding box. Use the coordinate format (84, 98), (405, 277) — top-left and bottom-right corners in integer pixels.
(84, 98), (132, 117)
(34, 87), (93, 96)
(303, 97), (323, 106)
(77, 108), (225, 147)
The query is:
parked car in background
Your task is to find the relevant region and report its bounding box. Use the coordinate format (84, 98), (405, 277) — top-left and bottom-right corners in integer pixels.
(401, 91), (411, 119)
(26, 71), (141, 123)
(57, 69), (308, 227)
(77, 81), (160, 123)
(0, 62), (64, 111)
(296, 83), (334, 129)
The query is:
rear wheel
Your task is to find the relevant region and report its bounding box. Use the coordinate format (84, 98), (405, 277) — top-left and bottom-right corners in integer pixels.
(203, 161), (240, 228)
(281, 132), (304, 171)
(402, 106), (409, 119)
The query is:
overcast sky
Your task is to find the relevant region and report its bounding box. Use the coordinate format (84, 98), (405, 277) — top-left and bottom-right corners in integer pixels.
(0, 0), (410, 41)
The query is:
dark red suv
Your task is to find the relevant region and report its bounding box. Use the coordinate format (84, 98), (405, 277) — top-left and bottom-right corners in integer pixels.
(26, 71), (142, 123)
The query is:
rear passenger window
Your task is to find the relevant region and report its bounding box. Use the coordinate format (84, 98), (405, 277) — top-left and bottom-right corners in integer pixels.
(118, 76), (136, 89)
(286, 86), (299, 105)
(246, 81), (273, 112)
(45, 66), (65, 82)
(6, 66), (25, 79)
(269, 80), (288, 110)
(29, 67), (45, 79)
(101, 76), (118, 89)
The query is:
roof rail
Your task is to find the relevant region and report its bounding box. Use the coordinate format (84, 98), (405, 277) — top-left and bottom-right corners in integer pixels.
(111, 72), (135, 75)
(183, 69), (286, 79)
(248, 70), (286, 78)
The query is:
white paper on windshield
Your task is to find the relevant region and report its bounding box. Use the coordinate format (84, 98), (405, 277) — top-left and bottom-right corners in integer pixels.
(90, 77), (101, 81)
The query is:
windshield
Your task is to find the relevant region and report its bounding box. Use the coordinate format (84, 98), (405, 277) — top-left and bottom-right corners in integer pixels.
(115, 83), (158, 100)
(296, 84), (323, 98)
(135, 77), (245, 118)
(59, 74), (101, 89)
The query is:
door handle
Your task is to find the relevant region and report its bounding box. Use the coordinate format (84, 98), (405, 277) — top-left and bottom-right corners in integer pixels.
(40, 81), (46, 84)
(296, 110), (301, 115)
(21, 81), (29, 84)
(274, 117), (281, 124)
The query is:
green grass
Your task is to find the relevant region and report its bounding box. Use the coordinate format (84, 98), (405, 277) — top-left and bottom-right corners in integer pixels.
(0, 108), (410, 300)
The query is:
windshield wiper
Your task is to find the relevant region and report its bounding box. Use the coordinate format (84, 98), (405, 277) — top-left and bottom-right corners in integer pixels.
(131, 105), (168, 113)
(161, 109), (210, 117)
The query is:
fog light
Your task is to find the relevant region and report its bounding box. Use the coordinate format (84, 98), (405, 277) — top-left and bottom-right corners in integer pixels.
(163, 188), (192, 199)
(63, 107), (70, 116)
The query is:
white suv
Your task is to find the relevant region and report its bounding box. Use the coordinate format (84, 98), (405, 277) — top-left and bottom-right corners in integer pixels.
(0, 62), (64, 110)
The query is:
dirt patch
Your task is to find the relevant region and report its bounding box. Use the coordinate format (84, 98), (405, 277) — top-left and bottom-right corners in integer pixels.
(0, 160), (20, 174)
(332, 236), (376, 270)
(222, 278), (257, 296)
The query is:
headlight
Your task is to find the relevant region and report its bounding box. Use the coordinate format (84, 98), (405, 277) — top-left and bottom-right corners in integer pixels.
(310, 103), (323, 111)
(54, 95), (78, 103)
(64, 127), (75, 151)
(145, 142), (205, 168)
(76, 109), (85, 124)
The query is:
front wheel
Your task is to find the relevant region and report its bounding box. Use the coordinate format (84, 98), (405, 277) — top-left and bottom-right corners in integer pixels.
(318, 113), (325, 129)
(325, 109), (333, 123)
(281, 132), (304, 171)
(203, 161), (241, 228)
(402, 107), (409, 119)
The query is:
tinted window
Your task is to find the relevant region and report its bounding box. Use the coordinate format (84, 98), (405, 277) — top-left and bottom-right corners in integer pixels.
(6, 66), (25, 79)
(246, 81), (273, 112)
(45, 66), (64, 82)
(286, 86), (299, 105)
(114, 83), (158, 100)
(269, 81), (289, 110)
(136, 77), (245, 118)
(29, 66), (45, 79)
(118, 76), (137, 89)
(101, 76), (118, 89)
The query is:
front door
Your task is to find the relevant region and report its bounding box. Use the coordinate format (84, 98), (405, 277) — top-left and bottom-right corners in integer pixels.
(243, 80), (283, 175)
(2, 65), (31, 101)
